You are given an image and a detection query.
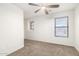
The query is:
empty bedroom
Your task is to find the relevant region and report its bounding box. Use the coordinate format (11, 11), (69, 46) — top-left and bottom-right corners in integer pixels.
(0, 3), (79, 56)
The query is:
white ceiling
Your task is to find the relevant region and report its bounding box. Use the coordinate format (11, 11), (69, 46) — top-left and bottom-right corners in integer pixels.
(14, 3), (79, 19)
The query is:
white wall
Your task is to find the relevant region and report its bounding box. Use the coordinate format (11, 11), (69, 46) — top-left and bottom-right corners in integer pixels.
(24, 10), (75, 46)
(75, 6), (79, 51)
(24, 15), (52, 42)
(51, 10), (75, 46)
(0, 4), (24, 55)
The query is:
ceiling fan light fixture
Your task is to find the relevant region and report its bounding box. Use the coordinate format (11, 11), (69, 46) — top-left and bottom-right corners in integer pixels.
(28, 3), (60, 15)
(41, 7), (46, 10)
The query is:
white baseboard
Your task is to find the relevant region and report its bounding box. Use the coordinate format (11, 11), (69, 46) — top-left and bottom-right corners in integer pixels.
(0, 44), (24, 56)
(24, 39), (73, 47)
(75, 45), (79, 52)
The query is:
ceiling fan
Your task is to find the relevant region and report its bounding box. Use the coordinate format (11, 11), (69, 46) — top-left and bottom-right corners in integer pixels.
(28, 3), (59, 15)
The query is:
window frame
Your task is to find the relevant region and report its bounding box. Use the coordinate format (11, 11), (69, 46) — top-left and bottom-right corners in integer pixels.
(55, 16), (69, 37)
(30, 21), (34, 30)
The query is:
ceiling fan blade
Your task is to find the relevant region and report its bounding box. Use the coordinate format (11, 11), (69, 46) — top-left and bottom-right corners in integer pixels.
(46, 5), (59, 8)
(28, 3), (39, 6)
(35, 8), (41, 13)
(45, 9), (48, 15)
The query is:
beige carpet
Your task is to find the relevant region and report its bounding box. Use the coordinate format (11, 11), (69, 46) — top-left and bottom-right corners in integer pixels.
(8, 39), (79, 56)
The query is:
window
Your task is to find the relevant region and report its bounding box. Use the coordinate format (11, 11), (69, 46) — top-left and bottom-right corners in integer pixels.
(55, 16), (69, 37)
(30, 21), (34, 30)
